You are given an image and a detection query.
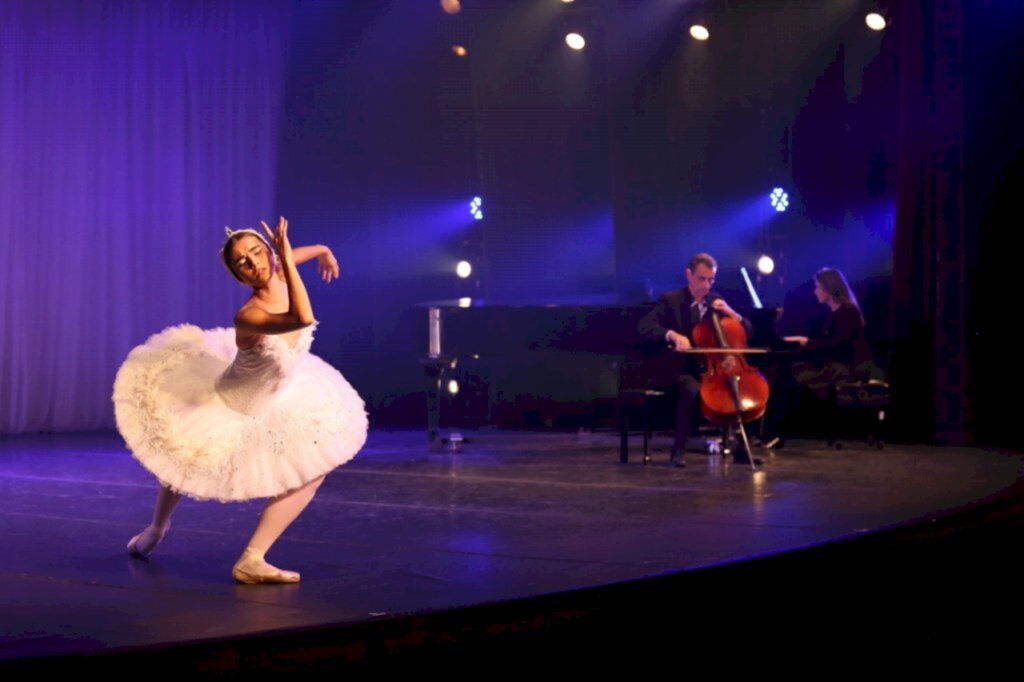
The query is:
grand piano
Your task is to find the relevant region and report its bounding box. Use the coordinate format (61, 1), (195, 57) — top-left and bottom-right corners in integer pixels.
(417, 290), (798, 449)
(418, 296), (653, 446)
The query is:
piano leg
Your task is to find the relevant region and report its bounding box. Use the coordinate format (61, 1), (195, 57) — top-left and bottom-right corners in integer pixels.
(419, 356), (456, 452)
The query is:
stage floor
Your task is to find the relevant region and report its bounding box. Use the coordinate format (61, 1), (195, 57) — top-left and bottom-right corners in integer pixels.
(1, 429), (1021, 662)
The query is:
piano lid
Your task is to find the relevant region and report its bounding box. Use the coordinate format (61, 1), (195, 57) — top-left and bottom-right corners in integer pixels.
(420, 299), (655, 357)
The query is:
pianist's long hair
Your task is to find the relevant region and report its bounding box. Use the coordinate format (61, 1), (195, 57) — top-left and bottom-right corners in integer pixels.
(816, 268), (863, 324)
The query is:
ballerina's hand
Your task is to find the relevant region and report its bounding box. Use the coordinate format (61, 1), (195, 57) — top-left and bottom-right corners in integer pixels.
(317, 249), (340, 283)
(261, 217), (292, 262)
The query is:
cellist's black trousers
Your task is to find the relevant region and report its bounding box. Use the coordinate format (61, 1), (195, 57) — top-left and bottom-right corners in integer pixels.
(673, 374), (702, 453)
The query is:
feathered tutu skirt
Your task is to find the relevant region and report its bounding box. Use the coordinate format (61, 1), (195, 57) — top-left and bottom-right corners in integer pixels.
(113, 324), (368, 502)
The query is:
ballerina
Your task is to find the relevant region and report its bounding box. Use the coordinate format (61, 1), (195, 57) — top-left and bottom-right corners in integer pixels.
(114, 217), (368, 583)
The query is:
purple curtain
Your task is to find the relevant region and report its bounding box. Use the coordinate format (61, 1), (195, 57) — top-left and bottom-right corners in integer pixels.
(888, 0), (966, 443)
(1, 1), (291, 433)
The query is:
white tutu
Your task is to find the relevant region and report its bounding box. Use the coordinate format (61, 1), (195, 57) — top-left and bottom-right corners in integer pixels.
(113, 323), (368, 502)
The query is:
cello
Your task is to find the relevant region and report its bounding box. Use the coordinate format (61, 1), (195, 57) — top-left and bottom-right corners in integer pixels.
(690, 294), (770, 469)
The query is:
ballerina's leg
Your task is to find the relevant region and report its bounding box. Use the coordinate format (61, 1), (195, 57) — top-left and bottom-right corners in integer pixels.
(232, 475), (325, 584)
(127, 484), (183, 558)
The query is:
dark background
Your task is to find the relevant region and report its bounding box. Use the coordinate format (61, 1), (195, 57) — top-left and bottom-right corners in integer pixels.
(272, 1), (1016, 444)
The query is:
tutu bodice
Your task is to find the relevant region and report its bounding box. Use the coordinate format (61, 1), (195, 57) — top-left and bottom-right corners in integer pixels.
(215, 327), (311, 415)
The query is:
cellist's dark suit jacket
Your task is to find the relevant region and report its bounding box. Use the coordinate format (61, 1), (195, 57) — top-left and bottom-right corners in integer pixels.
(637, 289), (752, 452)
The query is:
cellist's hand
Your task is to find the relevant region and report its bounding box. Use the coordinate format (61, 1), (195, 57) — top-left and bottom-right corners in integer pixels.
(711, 298), (742, 321)
(666, 330), (691, 352)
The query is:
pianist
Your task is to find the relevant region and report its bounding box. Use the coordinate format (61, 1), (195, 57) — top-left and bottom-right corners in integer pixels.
(772, 267), (880, 441)
(784, 267), (875, 395)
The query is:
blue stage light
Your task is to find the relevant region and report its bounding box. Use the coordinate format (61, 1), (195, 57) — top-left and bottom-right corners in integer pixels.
(770, 187), (789, 213)
(470, 197), (483, 220)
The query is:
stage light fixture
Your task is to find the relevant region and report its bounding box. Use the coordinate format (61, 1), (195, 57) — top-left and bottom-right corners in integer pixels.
(770, 187), (789, 213)
(565, 33), (586, 50)
(452, 45), (468, 57)
(469, 196), (483, 220)
(456, 260), (473, 278)
(865, 13), (886, 31)
(447, 379), (460, 395)
(441, 0), (461, 16)
(757, 255), (776, 275)
(689, 25), (710, 41)
(458, 297), (472, 308)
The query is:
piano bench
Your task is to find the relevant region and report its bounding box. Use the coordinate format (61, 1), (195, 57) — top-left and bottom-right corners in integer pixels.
(618, 388), (668, 465)
(829, 379), (890, 450)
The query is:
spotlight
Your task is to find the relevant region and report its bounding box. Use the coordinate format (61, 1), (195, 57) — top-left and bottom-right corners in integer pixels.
(689, 25), (710, 41)
(447, 379), (460, 395)
(769, 187), (789, 213)
(452, 45), (468, 57)
(456, 260), (473, 278)
(469, 196), (483, 220)
(757, 255), (775, 275)
(440, 0), (461, 15)
(561, 0), (575, 3)
(565, 33), (586, 50)
(865, 13), (886, 31)
(458, 297), (472, 308)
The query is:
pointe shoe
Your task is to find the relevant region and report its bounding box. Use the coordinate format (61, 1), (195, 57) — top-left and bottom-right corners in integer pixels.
(127, 523), (170, 559)
(231, 547), (301, 585)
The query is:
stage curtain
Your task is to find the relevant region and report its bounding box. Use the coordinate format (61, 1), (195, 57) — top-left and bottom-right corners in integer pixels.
(0, 1), (291, 433)
(889, 0), (966, 443)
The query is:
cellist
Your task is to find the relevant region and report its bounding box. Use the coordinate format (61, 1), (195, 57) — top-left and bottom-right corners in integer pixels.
(638, 252), (751, 468)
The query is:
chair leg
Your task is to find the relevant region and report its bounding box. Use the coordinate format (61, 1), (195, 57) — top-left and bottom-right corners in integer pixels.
(619, 409), (629, 464)
(872, 408), (886, 449)
(827, 393), (843, 449)
(642, 398), (652, 465)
